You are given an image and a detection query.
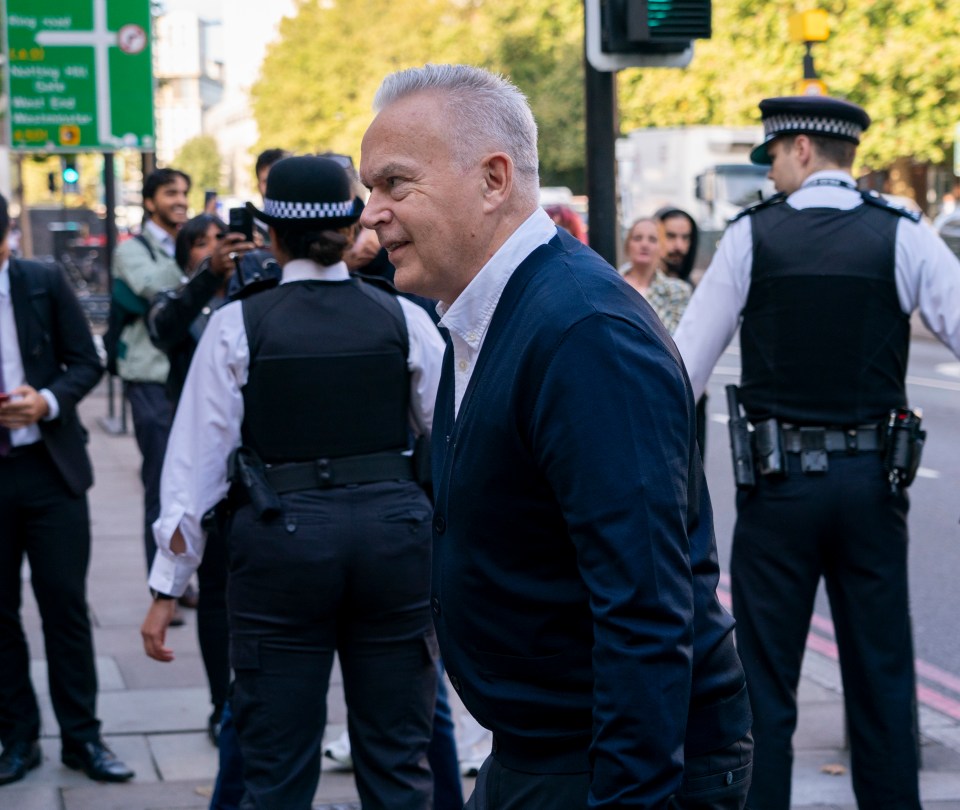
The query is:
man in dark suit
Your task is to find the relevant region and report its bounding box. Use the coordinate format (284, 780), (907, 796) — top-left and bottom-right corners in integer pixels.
(360, 64), (752, 809)
(0, 193), (134, 786)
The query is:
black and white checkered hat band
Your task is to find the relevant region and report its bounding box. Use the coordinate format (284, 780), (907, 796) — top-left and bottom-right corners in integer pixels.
(262, 197), (356, 219)
(763, 114), (863, 141)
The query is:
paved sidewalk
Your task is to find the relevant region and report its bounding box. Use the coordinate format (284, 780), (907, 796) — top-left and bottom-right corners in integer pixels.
(6, 380), (960, 809)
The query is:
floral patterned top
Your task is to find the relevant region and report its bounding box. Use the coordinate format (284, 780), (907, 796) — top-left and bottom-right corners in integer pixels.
(623, 269), (693, 335)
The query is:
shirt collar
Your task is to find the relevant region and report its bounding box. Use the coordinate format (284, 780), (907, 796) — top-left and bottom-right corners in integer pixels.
(799, 169), (857, 189)
(281, 259), (350, 284)
(144, 219), (177, 256)
(0, 258), (9, 297)
(438, 207), (556, 350)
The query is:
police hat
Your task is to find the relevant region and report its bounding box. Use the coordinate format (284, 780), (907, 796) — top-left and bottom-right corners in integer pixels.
(247, 155), (364, 229)
(750, 95), (871, 165)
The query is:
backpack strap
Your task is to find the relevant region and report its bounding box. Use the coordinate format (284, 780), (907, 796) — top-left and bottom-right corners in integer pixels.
(134, 232), (158, 262)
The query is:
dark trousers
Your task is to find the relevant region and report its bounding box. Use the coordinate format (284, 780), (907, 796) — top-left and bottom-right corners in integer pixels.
(228, 482), (437, 810)
(197, 522), (230, 714)
(465, 733), (751, 810)
(430, 660), (465, 810)
(125, 381), (173, 575)
(210, 698), (244, 810)
(0, 444), (100, 747)
(731, 452), (921, 810)
(212, 660), (462, 810)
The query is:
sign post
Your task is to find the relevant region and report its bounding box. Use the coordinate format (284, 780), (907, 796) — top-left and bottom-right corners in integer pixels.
(4, 0), (154, 153)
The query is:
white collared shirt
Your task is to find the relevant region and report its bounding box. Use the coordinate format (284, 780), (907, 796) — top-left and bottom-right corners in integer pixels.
(149, 258), (446, 597)
(143, 219), (176, 257)
(674, 170), (960, 399)
(438, 207), (557, 416)
(0, 259), (59, 446)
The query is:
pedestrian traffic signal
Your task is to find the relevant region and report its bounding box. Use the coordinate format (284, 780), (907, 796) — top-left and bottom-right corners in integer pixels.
(586, 0), (712, 70)
(62, 156), (79, 193)
(608, 0), (711, 53)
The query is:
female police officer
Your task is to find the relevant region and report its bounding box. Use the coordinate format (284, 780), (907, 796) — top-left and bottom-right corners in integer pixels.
(141, 155), (445, 809)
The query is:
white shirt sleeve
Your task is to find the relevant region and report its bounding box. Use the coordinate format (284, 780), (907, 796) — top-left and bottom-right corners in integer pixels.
(894, 218), (960, 357)
(673, 217), (754, 399)
(398, 297), (445, 437)
(148, 302), (249, 597)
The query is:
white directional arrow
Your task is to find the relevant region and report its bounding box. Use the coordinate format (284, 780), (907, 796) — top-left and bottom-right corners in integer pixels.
(36, 0), (119, 147)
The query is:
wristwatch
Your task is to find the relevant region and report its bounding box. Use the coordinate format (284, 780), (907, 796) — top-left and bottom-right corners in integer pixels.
(150, 588), (176, 601)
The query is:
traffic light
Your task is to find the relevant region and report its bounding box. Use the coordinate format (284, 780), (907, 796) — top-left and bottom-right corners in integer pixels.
(62, 156), (80, 193)
(586, 0), (712, 70)
(604, 0), (711, 54)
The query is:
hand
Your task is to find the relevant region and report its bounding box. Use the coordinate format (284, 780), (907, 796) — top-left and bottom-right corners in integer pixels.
(141, 598), (179, 662)
(344, 227), (382, 271)
(210, 232), (254, 278)
(0, 385), (49, 429)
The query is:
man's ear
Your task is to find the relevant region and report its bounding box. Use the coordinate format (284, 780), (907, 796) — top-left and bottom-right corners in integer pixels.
(143, 196), (156, 215)
(794, 135), (814, 165)
(481, 153), (513, 212)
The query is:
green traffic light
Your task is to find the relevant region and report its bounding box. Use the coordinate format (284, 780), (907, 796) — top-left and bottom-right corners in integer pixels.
(63, 167), (80, 183)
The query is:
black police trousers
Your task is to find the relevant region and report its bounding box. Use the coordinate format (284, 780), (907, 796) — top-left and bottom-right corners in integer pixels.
(731, 451), (921, 810)
(227, 481), (438, 810)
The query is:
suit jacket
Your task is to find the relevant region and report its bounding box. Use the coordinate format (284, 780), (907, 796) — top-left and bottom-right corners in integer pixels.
(9, 258), (103, 496)
(431, 230), (750, 808)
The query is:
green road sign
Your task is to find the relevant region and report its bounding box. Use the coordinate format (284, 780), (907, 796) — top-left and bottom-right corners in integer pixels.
(4, 0), (154, 152)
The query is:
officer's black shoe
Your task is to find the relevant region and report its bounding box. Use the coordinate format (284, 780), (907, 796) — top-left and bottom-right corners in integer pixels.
(0, 740), (42, 785)
(61, 739), (134, 782)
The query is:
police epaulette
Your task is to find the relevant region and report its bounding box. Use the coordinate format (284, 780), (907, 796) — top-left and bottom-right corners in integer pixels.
(859, 190), (922, 223)
(728, 192), (788, 224)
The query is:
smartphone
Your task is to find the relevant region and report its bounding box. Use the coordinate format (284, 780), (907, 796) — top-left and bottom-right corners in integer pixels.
(204, 189), (219, 214)
(228, 206), (254, 242)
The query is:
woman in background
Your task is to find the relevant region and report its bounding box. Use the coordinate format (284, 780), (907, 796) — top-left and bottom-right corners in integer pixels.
(621, 216), (692, 335)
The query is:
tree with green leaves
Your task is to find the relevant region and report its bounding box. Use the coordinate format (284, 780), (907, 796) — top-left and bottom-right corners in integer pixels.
(617, 0), (960, 174)
(250, 0), (587, 187)
(172, 135), (223, 214)
(250, 0), (960, 195)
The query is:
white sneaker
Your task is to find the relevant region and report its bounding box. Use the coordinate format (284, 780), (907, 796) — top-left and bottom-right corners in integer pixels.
(323, 730), (353, 770)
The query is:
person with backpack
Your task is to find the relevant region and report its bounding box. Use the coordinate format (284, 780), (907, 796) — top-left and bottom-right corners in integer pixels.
(111, 168), (190, 592)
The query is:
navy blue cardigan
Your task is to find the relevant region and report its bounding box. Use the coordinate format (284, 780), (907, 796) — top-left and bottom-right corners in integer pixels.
(431, 230), (749, 807)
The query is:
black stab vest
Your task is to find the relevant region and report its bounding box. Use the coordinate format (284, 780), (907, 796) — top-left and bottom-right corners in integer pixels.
(241, 279), (410, 463)
(739, 202), (909, 426)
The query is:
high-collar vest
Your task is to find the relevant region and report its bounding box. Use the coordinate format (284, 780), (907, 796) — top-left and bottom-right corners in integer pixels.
(740, 202), (909, 426)
(241, 279), (410, 463)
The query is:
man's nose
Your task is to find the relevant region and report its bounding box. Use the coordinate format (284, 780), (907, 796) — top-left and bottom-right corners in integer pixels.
(360, 193), (387, 229)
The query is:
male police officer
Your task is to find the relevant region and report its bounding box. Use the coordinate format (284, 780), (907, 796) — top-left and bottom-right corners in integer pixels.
(675, 96), (960, 809)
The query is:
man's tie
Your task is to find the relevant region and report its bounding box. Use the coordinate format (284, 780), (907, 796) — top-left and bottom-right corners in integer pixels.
(0, 313), (12, 456)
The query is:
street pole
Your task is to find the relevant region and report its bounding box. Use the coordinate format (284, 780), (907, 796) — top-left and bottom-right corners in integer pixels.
(99, 151), (127, 435)
(584, 55), (619, 266)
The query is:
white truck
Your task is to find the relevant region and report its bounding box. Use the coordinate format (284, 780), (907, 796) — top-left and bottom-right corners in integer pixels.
(616, 126), (775, 267)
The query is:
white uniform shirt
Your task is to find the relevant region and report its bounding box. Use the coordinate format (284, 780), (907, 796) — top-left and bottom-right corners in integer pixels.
(674, 170), (960, 400)
(437, 207), (557, 416)
(148, 259), (446, 597)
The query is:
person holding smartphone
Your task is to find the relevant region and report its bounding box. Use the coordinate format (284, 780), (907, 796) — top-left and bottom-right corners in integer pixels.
(0, 191), (134, 786)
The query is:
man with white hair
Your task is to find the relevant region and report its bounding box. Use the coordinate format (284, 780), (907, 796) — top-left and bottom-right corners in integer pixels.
(360, 63), (753, 810)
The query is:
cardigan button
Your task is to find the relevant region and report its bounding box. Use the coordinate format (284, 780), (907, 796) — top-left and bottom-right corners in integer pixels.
(433, 515), (446, 534)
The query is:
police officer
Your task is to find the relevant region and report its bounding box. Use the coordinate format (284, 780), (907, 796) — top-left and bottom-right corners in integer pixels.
(141, 155), (445, 810)
(674, 95), (960, 810)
